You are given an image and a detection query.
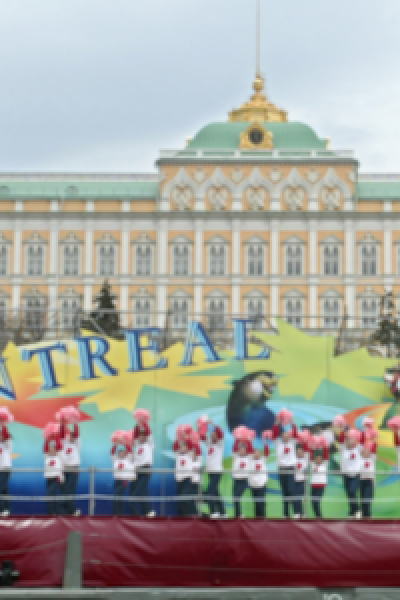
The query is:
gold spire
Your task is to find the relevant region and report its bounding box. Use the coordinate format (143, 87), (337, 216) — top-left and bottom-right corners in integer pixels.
(228, 0), (287, 123)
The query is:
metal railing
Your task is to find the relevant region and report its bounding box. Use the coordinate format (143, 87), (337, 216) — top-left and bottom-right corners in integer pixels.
(1, 466), (396, 519)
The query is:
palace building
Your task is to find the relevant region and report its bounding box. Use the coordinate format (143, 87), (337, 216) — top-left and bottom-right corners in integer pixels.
(0, 73), (398, 333)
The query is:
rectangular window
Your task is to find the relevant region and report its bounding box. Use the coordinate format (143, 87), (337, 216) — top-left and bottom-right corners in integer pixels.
(25, 297), (45, 329)
(136, 246), (152, 276)
(173, 246), (189, 276)
(134, 299), (152, 327)
(286, 246), (302, 276)
(361, 298), (379, 328)
(208, 299), (226, 330)
(171, 299), (189, 329)
(63, 245), (80, 276)
(361, 245), (377, 276)
(248, 245), (264, 276)
(210, 245), (226, 276)
(323, 245), (339, 276)
(0, 246), (7, 276)
(62, 298), (80, 329)
(27, 245), (44, 276)
(285, 299), (303, 328)
(247, 299), (264, 329)
(99, 245), (115, 276)
(323, 299), (340, 329)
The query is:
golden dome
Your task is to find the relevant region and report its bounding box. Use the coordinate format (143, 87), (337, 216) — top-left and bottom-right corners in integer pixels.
(228, 74), (288, 124)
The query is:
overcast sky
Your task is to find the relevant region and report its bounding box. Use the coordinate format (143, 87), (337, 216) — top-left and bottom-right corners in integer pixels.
(0, 0), (399, 174)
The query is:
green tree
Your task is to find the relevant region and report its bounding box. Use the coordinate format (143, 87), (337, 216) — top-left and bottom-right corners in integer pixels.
(82, 280), (120, 338)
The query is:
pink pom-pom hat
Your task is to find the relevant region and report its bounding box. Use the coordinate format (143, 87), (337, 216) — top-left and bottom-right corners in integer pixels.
(111, 430), (130, 445)
(347, 428), (361, 442)
(176, 424), (193, 441)
(262, 430), (273, 440)
(363, 441), (374, 453)
(233, 425), (250, 441)
(364, 428), (378, 441)
(55, 406), (81, 424)
(362, 417), (375, 430)
(196, 415), (209, 437)
(0, 407), (14, 423)
(333, 415), (346, 428)
(297, 429), (311, 445)
(133, 409), (151, 423)
(277, 408), (293, 426)
(387, 416), (400, 430)
(43, 422), (60, 439)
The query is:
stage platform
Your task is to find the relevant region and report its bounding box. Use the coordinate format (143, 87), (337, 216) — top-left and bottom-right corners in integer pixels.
(3, 517), (400, 588)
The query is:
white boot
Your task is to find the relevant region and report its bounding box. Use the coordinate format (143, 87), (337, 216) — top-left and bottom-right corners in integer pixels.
(292, 514), (300, 519)
(355, 511), (362, 519)
(146, 511), (156, 518)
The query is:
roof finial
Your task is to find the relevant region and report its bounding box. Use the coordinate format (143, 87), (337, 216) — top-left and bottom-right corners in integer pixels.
(256, 0), (261, 77)
(253, 0), (264, 95)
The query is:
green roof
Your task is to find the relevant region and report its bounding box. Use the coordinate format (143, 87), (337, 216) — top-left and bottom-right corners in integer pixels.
(357, 181), (400, 200)
(188, 121), (327, 150)
(0, 179), (159, 199)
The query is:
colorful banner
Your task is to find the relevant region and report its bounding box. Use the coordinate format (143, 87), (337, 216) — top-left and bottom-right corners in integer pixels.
(1, 319), (399, 516)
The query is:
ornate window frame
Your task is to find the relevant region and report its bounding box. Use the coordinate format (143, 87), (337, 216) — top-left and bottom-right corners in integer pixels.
(357, 233), (380, 277)
(169, 288), (192, 330)
(169, 235), (193, 277)
(132, 233), (156, 276)
(319, 235), (342, 277)
(206, 288), (229, 331)
(0, 233), (11, 277)
(131, 287), (155, 328)
(283, 235), (305, 277)
(283, 288), (305, 328)
(206, 235), (229, 276)
(357, 286), (380, 329)
(59, 286), (82, 330)
(60, 232), (83, 276)
(320, 288), (342, 329)
(244, 235), (267, 276)
(95, 233), (119, 277)
(244, 289), (267, 329)
(24, 232), (47, 277)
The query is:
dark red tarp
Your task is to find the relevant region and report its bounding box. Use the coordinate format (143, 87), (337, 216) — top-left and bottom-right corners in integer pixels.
(3, 517), (400, 588)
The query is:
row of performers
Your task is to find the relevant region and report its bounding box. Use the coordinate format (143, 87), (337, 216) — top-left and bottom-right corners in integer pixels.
(0, 406), (398, 518)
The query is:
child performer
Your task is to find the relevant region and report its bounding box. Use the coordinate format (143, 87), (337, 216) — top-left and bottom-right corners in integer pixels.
(338, 428), (362, 518)
(174, 429), (194, 517)
(57, 406), (81, 517)
(387, 416), (400, 470)
(360, 433), (378, 518)
(292, 430), (312, 518)
(309, 437), (329, 518)
(111, 431), (135, 516)
(248, 442), (268, 518)
(131, 410), (155, 518)
(232, 427), (254, 518)
(197, 416), (225, 518)
(43, 423), (64, 516)
(189, 431), (202, 517)
(265, 408), (298, 519)
(0, 408), (13, 518)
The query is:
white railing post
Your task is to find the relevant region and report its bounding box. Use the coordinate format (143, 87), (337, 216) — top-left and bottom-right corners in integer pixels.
(89, 467), (95, 516)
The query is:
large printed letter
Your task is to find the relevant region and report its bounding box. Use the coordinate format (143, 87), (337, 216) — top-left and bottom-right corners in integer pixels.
(180, 321), (220, 367)
(232, 319), (270, 360)
(125, 328), (168, 372)
(75, 336), (118, 380)
(20, 342), (67, 390)
(0, 358), (16, 401)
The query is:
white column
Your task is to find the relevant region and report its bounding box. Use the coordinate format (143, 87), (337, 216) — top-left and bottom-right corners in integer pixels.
(232, 220), (240, 275)
(14, 227), (21, 276)
(194, 284), (202, 321)
(309, 283), (317, 329)
(309, 220), (317, 275)
(84, 227), (93, 313)
(121, 229), (129, 276)
(271, 221), (279, 276)
(157, 220), (168, 327)
(271, 282), (279, 320)
(195, 220), (203, 275)
(344, 220), (355, 328)
(85, 229), (93, 275)
(120, 284), (129, 326)
(50, 227), (58, 276)
(345, 220), (355, 276)
(232, 284), (240, 316)
(12, 226), (22, 312)
(157, 283), (167, 328)
(384, 225), (392, 276)
(84, 285), (92, 312)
